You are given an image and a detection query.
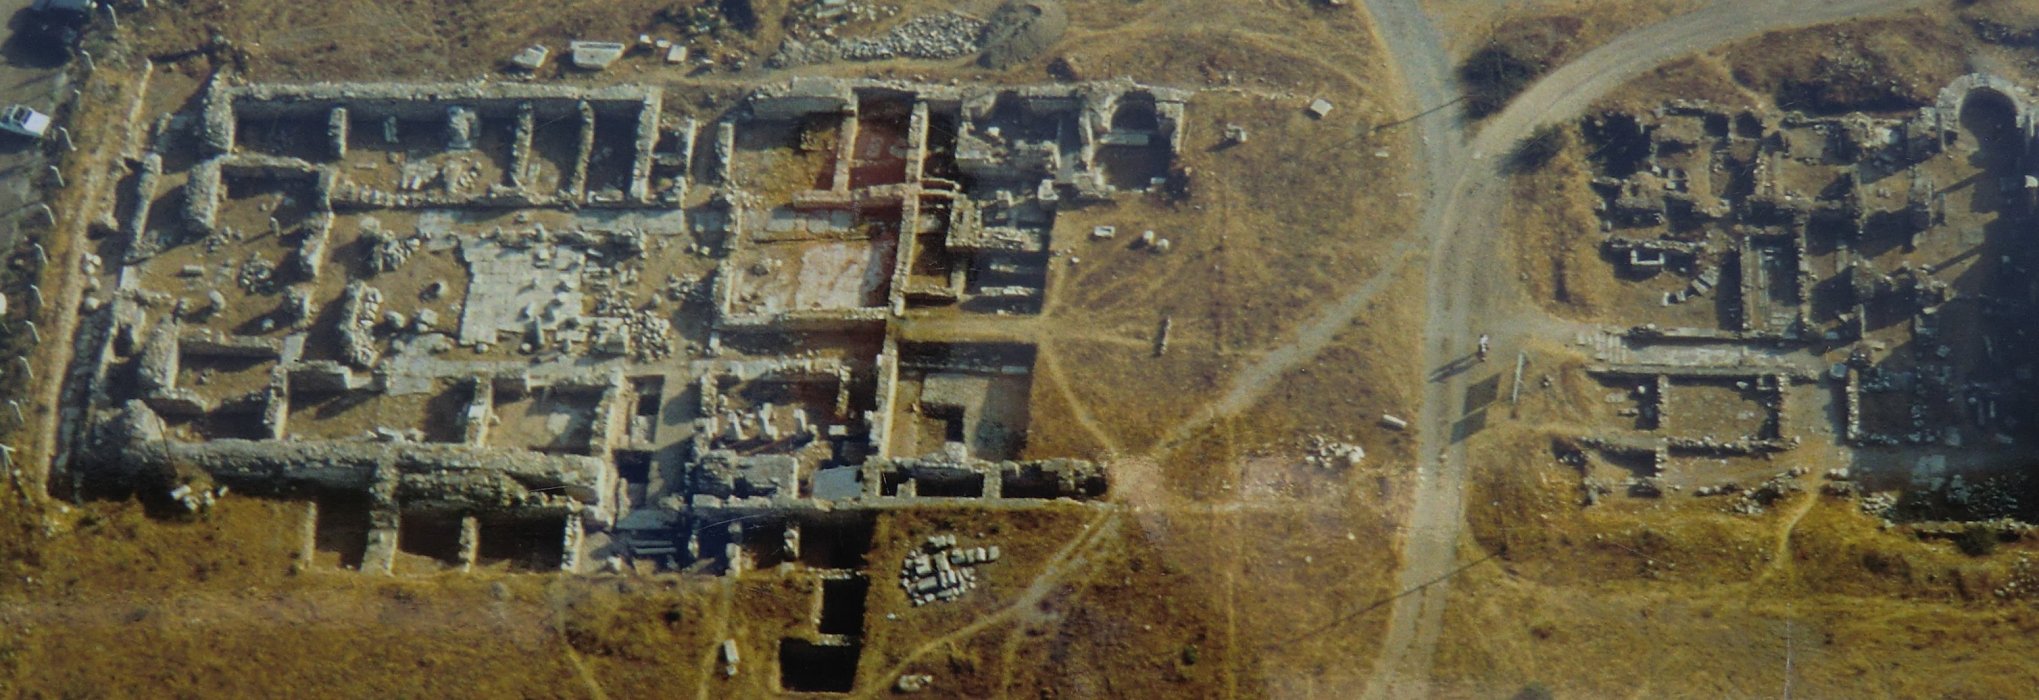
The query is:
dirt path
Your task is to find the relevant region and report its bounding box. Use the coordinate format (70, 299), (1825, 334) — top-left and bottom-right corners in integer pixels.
(1152, 0), (1463, 451)
(1036, 346), (1126, 455)
(861, 510), (1121, 699)
(1352, 0), (1934, 698)
(1759, 483), (1828, 585)
(1466, 0), (1934, 160)
(1350, 0), (1469, 697)
(23, 59), (149, 496)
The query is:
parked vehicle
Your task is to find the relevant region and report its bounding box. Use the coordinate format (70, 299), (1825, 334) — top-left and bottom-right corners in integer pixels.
(0, 105), (52, 139)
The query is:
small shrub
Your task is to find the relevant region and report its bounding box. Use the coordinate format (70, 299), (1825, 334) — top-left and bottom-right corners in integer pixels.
(1460, 45), (1542, 119)
(1509, 125), (1568, 173)
(1459, 16), (1581, 119)
(1956, 524), (1999, 557)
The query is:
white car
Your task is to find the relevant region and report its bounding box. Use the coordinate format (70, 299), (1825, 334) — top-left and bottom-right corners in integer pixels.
(0, 105), (52, 139)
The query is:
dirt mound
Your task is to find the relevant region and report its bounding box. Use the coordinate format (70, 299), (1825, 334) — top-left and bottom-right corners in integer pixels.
(978, 0), (1068, 70)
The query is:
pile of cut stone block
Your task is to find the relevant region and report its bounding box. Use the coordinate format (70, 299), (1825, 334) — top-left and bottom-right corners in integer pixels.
(897, 533), (1000, 606)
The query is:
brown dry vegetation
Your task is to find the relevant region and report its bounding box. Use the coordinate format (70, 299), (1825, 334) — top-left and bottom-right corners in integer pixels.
(1028, 20), (1421, 461)
(996, 511), (1236, 699)
(1039, 335), (1228, 458)
(0, 450), (1412, 697)
(993, 502), (1403, 699)
(1435, 567), (2039, 699)
(1458, 15), (1587, 119)
(1961, 0), (2039, 48)
(1725, 12), (1970, 115)
(1442, 0), (1708, 120)
(1591, 54), (1764, 115)
(1507, 129), (1611, 320)
(1224, 261), (1425, 463)
(774, 6), (1439, 563)
(1427, 0), (1709, 62)
(0, 499), (591, 697)
(130, 0), (777, 81)
(1435, 423), (2039, 698)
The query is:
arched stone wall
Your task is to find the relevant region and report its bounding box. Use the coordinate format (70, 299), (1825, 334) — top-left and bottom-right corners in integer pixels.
(1935, 74), (2036, 162)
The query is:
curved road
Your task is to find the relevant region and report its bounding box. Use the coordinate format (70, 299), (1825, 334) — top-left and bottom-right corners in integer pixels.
(1333, 0), (1938, 698)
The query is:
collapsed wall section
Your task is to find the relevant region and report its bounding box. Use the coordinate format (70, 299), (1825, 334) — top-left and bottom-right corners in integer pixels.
(106, 400), (613, 513)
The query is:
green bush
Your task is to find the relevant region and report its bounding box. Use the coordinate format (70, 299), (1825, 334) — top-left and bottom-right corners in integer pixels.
(1458, 16), (1580, 119)
(1956, 524), (1999, 557)
(1509, 124), (1568, 173)
(1460, 45), (1542, 119)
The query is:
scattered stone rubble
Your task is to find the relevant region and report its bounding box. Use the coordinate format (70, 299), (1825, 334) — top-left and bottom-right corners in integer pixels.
(1993, 554), (2038, 599)
(1729, 470), (1804, 515)
(589, 293), (676, 362)
(168, 483), (225, 514)
(897, 533), (999, 606)
(1302, 435), (1365, 470)
(771, 11), (988, 67)
(236, 256), (277, 294)
(338, 282), (384, 368)
(1859, 491), (1900, 520)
